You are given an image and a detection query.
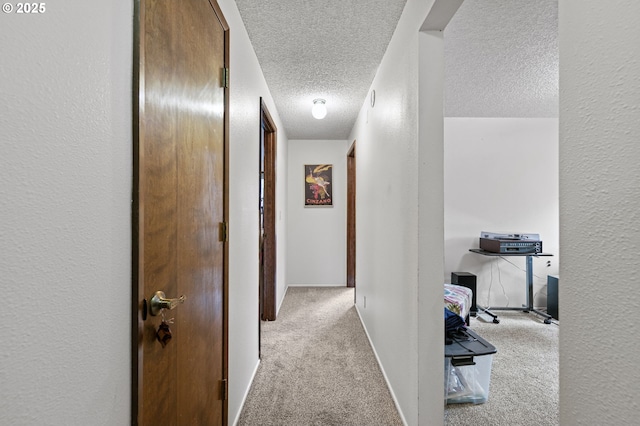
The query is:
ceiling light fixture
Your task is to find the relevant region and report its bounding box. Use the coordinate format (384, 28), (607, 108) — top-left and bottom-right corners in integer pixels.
(311, 99), (327, 120)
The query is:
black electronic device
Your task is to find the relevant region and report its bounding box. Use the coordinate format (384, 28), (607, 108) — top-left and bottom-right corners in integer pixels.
(479, 237), (542, 254)
(547, 275), (559, 320)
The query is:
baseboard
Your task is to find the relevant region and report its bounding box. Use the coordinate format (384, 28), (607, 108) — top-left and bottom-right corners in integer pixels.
(355, 305), (409, 426)
(286, 283), (347, 287)
(230, 358), (261, 426)
(276, 285), (290, 316)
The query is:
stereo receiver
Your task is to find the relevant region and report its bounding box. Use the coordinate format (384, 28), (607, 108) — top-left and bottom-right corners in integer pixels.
(479, 231), (542, 254)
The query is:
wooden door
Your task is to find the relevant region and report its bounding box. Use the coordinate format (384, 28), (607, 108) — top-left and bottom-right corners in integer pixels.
(259, 100), (277, 321)
(347, 141), (356, 288)
(133, 0), (229, 424)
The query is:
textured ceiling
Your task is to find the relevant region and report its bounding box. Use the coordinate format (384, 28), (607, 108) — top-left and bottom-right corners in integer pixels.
(235, 0), (407, 140)
(444, 0), (558, 117)
(235, 0), (558, 140)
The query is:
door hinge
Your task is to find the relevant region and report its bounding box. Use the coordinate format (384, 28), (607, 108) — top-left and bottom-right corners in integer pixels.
(222, 67), (229, 88)
(220, 379), (228, 401)
(219, 221), (228, 242)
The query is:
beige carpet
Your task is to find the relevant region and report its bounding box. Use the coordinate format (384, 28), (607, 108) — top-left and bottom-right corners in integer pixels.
(237, 286), (403, 426)
(445, 311), (559, 426)
(237, 287), (558, 426)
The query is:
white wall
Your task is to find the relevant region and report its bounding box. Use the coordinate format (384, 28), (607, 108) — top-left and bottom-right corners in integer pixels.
(217, 0), (288, 423)
(0, 1), (287, 424)
(287, 140), (348, 287)
(559, 0), (640, 424)
(348, 1), (444, 424)
(1, 1), (132, 424)
(418, 29), (447, 426)
(444, 118), (559, 309)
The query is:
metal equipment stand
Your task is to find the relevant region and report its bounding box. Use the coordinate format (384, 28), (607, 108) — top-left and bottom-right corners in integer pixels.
(469, 249), (554, 324)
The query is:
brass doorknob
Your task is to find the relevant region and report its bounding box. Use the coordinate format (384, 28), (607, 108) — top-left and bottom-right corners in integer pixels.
(149, 291), (186, 316)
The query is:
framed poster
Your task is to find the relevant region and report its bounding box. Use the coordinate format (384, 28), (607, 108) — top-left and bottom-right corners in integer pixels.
(304, 164), (333, 206)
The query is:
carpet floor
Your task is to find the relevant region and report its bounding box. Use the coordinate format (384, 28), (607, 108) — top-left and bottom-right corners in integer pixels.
(445, 311), (559, 426)
(237, 287), (559, 426)
(237, 287), (403, 426)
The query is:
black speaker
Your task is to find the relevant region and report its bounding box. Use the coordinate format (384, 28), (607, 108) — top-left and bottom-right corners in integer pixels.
(547, 275), (559, 320)
(451, 272), (477, 315)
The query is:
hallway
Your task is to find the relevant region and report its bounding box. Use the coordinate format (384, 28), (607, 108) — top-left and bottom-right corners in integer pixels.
(238, 287), (403, 425)
(2, 0), (639, 424)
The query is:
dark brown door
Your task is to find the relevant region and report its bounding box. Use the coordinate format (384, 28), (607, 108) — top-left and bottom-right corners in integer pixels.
(347, 141), (356, 288)
(259, 100), (277, 321)
(133, 0), (229, 424)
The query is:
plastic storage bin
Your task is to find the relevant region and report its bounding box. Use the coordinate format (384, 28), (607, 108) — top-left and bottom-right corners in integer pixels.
(445, 327), (496, 404)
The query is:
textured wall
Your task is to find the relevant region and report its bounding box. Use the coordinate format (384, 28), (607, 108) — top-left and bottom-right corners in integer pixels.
(0, 1), (132, 424)
(559, 0), (640, 424)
